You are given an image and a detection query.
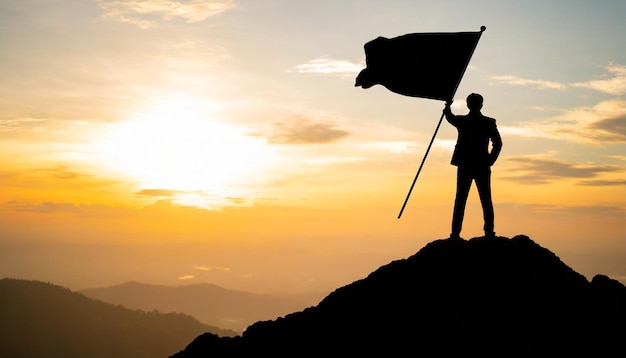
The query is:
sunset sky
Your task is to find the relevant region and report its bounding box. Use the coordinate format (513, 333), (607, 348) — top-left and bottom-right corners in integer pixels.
(1, 0), (624, 294)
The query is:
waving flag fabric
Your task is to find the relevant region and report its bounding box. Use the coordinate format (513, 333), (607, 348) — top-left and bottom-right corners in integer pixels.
(355, 29), (483, 101)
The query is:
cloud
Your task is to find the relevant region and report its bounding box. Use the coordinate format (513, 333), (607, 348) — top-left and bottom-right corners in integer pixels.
(366, 141), (419, 154)
(576, 179), (626, 186)
(191, 265), (231, 272)
(548, 100), (626, 144)
(509, 202), (625, 216)
(37, 166), (89, 180)
(571, 63), (626, 95)
(263, 116), (350, 144)
(178, 274), (195, 280)
(590, 112), (626, 142)
(0, 117), (48, 132)
(490, 65), (626, 144)
(292, 59), (363, 75)
(97, 0), (235, 29)
(502, 100), (626, 144)
(556, 205), (626, 216)
(489, 75), (566, 90)
(135, 189), (205, 197)
(7, 201), (80, 213)
(193, 265), (211, 271)
(498, 125), (548, 139)
(225, 197), (249, 205)
(503, 157), (622, 185)
(490, 63), (626, 95)
(134, 190), (242, 209)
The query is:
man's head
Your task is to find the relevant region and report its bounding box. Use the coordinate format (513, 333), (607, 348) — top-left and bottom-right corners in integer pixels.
(466, 93), (483, 112)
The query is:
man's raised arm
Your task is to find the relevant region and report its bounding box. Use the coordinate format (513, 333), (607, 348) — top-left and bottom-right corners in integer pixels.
(444, 102), (460, 127)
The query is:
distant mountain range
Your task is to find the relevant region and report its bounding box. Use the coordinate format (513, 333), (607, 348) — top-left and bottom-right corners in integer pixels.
(0, 278), (236, 358)
(171, 235), (626, 357)
(81, 282), (325, 333)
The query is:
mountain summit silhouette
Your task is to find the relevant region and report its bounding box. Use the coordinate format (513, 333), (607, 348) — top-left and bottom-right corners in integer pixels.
(171, 235), (625, 357)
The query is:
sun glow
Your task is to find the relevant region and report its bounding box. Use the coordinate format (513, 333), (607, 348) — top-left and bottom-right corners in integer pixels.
(94, 96), (274, 208)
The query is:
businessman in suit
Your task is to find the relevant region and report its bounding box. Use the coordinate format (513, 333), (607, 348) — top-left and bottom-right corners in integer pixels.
(444, 93), (502, 239)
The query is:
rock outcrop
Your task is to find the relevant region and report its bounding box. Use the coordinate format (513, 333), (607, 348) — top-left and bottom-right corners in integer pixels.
(172, 235), (626, 357)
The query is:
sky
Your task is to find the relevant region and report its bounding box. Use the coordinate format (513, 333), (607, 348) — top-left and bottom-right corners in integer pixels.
(0, 0), (624, 294)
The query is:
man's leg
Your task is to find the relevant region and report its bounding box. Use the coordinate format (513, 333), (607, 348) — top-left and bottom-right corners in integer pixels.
(475, 166), (495, 237)
(451, 166), (472, 238)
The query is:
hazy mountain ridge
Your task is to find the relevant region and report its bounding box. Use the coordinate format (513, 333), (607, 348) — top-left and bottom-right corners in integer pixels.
(0, 278), (236, 358)
(81, 281), (324, 333)
(172, 235), (626, 357)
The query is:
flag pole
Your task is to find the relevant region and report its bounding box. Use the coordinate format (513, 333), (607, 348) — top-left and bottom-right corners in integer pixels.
(397, 26), (485, 219)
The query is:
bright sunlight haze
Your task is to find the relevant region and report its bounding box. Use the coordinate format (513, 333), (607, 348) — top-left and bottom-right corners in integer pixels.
(0, 0), (624, 295)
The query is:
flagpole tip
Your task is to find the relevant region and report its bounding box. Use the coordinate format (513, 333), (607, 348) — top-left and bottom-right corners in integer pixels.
(480, 26), (486, 32)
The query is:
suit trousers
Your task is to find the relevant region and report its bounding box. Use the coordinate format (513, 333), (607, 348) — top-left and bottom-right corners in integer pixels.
(451, 165), (494, 237)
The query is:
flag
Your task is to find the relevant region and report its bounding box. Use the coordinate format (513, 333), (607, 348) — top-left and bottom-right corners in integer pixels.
(355, 29), (484, 101)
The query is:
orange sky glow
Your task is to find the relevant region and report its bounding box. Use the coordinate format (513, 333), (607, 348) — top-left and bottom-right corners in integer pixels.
(1, 0), (624, 294)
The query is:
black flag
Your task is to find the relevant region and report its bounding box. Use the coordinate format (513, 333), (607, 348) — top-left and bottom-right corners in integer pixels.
(355, 29), (483, 101)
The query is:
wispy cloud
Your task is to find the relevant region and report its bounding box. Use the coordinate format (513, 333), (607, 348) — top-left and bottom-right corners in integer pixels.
(134, 189), (242, 209)
(97, 0), (235, 29)
(489, 75), (566, 90)
(261, 116), (350, 145)
(365, 141), (419, 154)
(490, 63), (626, 95)
(589, 111), (626, 142)
(225, 197), (249, 205)
(571, 63), (626, 95)
(546, 100), (626, 144)
(498, 125), (548, 139)
(509, 202), (626, 216)
(503, 156), (623, 185)
(7, 201), (80, 213)
(135, 189), (205, 197)
(36, 166), (90, 180)
(292, 59), (363, 75)
(576, 179), (626, 186)
(178, 274), (195, 280)
(502, 100), (626, 144)
(0, 117), (48, 132)
(191, 265), (231, 272)
(493, 65), (626, 143)
(193, 265), (211, 271)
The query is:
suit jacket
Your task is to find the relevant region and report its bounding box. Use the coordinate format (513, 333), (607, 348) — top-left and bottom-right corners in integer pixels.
(444, 108), (502, 168)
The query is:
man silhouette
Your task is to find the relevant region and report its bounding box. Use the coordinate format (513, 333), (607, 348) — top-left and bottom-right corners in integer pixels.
(444, 93), (502, 239)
